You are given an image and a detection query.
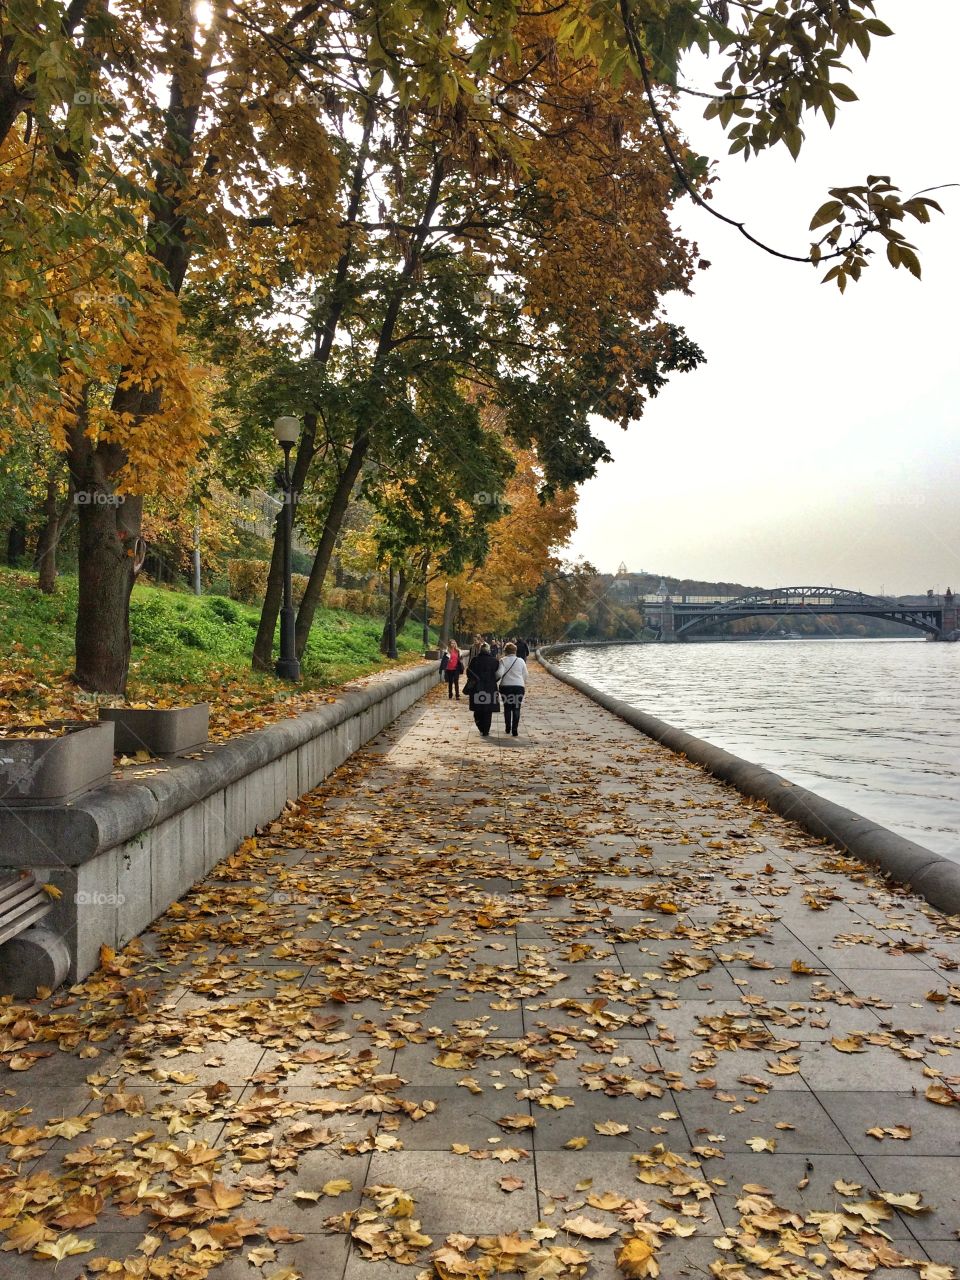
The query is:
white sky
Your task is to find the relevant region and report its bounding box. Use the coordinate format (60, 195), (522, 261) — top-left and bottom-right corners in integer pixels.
(567, 1), (959, 596)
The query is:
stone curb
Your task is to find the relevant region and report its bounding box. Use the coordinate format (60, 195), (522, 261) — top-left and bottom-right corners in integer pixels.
(538, 647), (960, 918)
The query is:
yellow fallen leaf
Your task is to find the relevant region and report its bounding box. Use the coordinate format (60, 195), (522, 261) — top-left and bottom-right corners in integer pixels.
(321, 1179), (353, 1196)
(745, 1136), (776, 1152)
(43, 1116), (90, 1140)
(194, 1181), (243, 1210)
(616, 1235), (658, 1278)
(831, 1035), (867, 1053)
(878, 1191), (931, 1215)
(595, 1120), (630, 1136)
(433, 1052), (471, 1069)
(34, 1234), (95, 1262)
(497, 1114), (536, 1131)
(833, 1179), (862, 1195)
(926, 1082), (959, 1106)
(41, 883), (62, 899)
(561, 1214), (618, 1239)
(1, 1217), (48, 1252)
(587, 1191), (626, 1211)
(919, 1264), (955, 1280)
(564, 1136), (589, 1149)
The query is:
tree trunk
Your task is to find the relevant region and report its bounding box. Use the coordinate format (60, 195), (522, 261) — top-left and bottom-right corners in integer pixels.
(74, 497), (143, 692)
(439, 587), (456, 649)
(252, 100), (378, 671)
(394, 586), (418, 634)
(68, 395), (145, 692)
(34, 477), (62, 593)
(251, 506), (288, 670)
(379, 573), (413, 654)
(294, 437), (369, 658)
(6, 521), (26, 567)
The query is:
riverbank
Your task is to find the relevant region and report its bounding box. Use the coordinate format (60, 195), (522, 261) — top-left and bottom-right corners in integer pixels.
(2, 670), (959, 1278)
(539, 645), (960, 917)
(548, 637), (960, 861)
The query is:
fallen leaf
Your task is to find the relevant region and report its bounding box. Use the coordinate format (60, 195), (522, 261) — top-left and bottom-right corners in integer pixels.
(561, 1215), (619, 1239)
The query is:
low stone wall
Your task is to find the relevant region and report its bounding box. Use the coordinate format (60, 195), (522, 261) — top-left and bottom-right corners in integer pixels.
(0, 662), (439, 982)
(539, 647), (960, 917)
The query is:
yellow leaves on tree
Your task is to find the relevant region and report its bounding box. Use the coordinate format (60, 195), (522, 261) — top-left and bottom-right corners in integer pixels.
(34, 276), (211, 499)
(452, 448), (577, 634)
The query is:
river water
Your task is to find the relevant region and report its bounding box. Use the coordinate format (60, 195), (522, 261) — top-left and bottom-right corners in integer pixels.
(553, 639), (960, 861)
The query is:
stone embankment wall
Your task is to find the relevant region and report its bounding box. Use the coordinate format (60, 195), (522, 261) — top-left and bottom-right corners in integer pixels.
(0, 663), (439, 982)
(539, 646), (960, 917)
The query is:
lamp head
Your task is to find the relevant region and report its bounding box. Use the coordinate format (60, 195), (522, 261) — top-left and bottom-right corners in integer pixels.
(273, 416), (300, 446)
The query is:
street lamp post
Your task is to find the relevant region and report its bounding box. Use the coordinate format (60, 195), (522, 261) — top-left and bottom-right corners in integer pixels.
(273, 416), (301, 682)
(422, 557), (429, 649)
(387, 563), (399, 659)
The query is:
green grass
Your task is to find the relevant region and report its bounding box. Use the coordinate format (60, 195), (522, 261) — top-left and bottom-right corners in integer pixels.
(0, 566), (436, 734)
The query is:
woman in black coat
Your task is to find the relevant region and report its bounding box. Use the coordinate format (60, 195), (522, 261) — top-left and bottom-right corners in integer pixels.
(466, 643), (500, 736)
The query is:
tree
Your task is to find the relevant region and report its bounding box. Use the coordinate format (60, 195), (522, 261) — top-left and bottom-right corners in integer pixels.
(451, 448), (581, 635)
(1, 0), (947, 694)
(234, 17), (704, 669)
(26, 0), (342, 691)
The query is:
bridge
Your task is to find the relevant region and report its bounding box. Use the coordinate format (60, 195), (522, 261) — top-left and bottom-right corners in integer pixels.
(643, 586), (960, 642)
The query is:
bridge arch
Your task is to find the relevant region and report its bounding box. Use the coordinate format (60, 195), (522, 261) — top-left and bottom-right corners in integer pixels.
(671, 586), (943, 640)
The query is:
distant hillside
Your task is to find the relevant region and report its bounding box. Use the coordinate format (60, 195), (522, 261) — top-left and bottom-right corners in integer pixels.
(600, 571), (759, 600)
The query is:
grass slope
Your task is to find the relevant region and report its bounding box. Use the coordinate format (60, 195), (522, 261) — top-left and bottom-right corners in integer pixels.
(0, 567), (435, 738)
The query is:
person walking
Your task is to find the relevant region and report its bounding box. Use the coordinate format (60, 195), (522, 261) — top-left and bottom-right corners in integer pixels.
(515, 637), (530, 661)
(497, 641), (529, 737)
(442, 640), (463, 699)
(467, 633), (484, 665)
(465, 642), (500, 736)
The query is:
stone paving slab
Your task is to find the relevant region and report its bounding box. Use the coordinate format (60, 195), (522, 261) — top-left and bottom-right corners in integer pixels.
(1, 670), (959, 1279)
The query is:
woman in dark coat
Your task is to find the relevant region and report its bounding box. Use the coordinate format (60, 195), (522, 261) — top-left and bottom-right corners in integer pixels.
(466, 643), (500, 736)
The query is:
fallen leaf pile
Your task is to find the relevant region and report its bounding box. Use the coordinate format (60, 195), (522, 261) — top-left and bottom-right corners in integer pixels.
(0, 678), (958, 1279)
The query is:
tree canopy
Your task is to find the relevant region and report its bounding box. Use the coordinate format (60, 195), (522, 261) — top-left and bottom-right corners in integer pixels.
(0, 0), (946, 689)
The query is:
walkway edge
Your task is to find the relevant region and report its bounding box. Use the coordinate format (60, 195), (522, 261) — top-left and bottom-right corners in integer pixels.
(538, 647), (960, 918)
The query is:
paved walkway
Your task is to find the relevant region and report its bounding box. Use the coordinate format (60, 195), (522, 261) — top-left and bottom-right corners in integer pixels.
(3, 670), (960, 1280)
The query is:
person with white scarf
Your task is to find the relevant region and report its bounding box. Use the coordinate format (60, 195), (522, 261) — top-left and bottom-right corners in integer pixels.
(496, 642), (529, 737)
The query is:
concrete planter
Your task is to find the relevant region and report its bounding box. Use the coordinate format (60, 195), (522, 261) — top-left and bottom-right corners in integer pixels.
(99, 703), (210, 756)
(0, 721), (115, 806)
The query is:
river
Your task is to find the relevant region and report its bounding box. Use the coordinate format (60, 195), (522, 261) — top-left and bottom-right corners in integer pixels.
(552, 638), (960, 861)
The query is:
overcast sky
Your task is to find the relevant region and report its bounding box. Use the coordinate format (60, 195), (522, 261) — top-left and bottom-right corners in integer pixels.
(567, 2), (959, 597)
